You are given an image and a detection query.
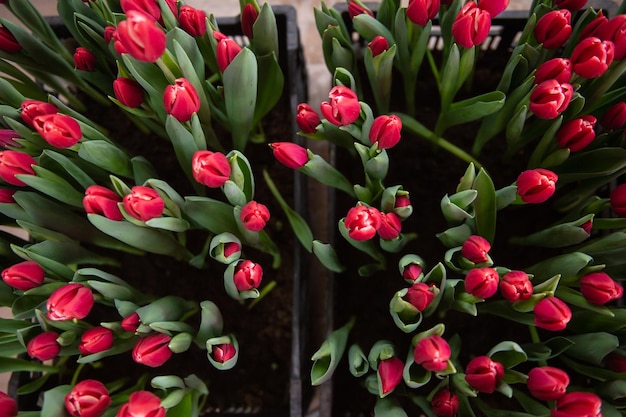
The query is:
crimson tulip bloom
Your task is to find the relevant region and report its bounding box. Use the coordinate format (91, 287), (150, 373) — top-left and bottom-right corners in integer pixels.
(163, 78), (201, 122)
(527, 366), (569, 401)
(132, 333), (173, 367)
(241, 3), (259, 39)
(461, 235), (491, 264)
(344, 205), (381, 241)
(47, 283), (95, 321)
(378, 211), (402, 240)
(369, 114), (402, 149)
(211, 343), (237, 363)
(413, 335), (451, 372)
(115, 10), (167, 62)
(113, 77), (144, 108)
(240, 200), (270, 231)
(216, 38), (242, 73)
(348, 0), (374, 18)
(103, 25), (116, 43)
(0, 188), (15, 203)
(0, 129), (19, 148)
(120, 0), (178, 23)
(534, 10), (572, 50)
(0, 391), (17, 417)
(270, 142), (309, 169)
(598, 14), (626, 60)
(33, 113), (82, 148)
(73, 47), (96, 71)
(79, 327), (114, 355)
(556, 115), (597, 152)
(0, 150), (36, 186)
(65, 379), (111, 417)
(123, 186), (164, 222)
(192, 150), (231, 187)
(404, 282), (435, 312)
(604, 352), (626, 372)
(121, 312), (141, 332)
(451, 2), (491, 49)
(402, 263), (423, 284)
(431, 389), (459, 417)
(465, 267), (499, 299)
(83, 185), (124, 221)
(534, 58), (572, 85)
(534, 297), (571, 331)
(602, 102), (626, 130)
(516, 168), (558, 204)
(464, 355), (504, 393)
(179, 5), (207, 37)
(27, 331), (61, 361)
(0, 26), (22, 54)
(499, 270), (533, 302)
(529, 80), (573, 120)
(378, 357), (404, 395)
(580, 272), (623, 305)
(407, 0), (440, 26)
(554, 0), (588, 11)
(295, 103), (321, 133)
(552, 392), (602, 417)
(233, 259), (263, 291)
(368, 36), (389, 57)
(320, 86), (361, 126)
(477, 0), (509, 17)
(610, 183), (626, 217)
(2, 260), (45, 291)
(571, 37), (614, 79)
(20, 99), (58, 127)
(117, 390), (165, 417)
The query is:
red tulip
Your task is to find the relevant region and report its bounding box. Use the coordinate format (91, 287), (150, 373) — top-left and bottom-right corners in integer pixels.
(216, 38), (242, 73)
(123, 186), (164, 222)
(115, 10), (167, 62)
(478, 0), (509, 17)
(73, 47), (96, 71)
(20, 99), (58, 127)
(554, 0), (588, 11)
(295, 103), (321, 133)
(534, 297), (571, 331)
(344, 205), (381, 241)
(348, 0), (374, 18)
(451, 2), (491, 49)
(320, 86), (361, 126)
(2, 260), (45, 291)
(369, 115), (402, 149)
(79, 327), (114, 355)
(368, 36), (390, 57)
(233, 259), (263, 291)
(413, 335), (451, 372)
(431, 389), (459, 417)
(211, 343), (237, 363)
(113, 77), (144, 108)
(83, 185), (124, 221)
(604, 352), (626, 372)
(377, 211), (402, 240)
(47, 283), (95, 321)
(65, 379), (111, 417)
(0, 129), (19, 148)
(120, 0), (160, 21)
(163, 78), (201, 122)
(534, 58), (572, 85)
(240, 200), (270, 232)
(121, 312), (141, 332)
(551, 392), (602, 417)
(33, 113), (82, 148)
(579, 272), (623, 305)
(534, 10), (572, 50)
(27, 331), (61, 361)
(516, 168), (558, 204)
(270, 142), (309, 169)
(465, 267), (499, 299)
(0, 391), (17, 417)
(529, 80), (573, 120)
(610, 183), (626, 217)
(404, 282), (435, 312)
(241, 3), (259, 39)
(132, 333), (173, 367)
(464, 355), (504, 393)
(407, 0), (440, 26)
(556, 115), (597, 152)
(0, 188), (15, 203)
(0, 26), (21, 54)
(402, 263), (423, 284)
(104, 25), (116, 43)
(192, 150), (231, 187)
(571, 37), (614, 79)
(378, 357), (404, 395)
(598, 14), (626, 60)
(178, 5), (207, 37)
(602, 102), (626, 130)
(527, 366), (569, 401)
(461, 235), (491, 264)
(499, 270), (533, 302)
(117, 391), (165, 417)
(0, 150), (36, 186)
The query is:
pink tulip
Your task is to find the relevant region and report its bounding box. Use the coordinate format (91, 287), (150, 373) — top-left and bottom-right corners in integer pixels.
(233, 259), (263, 291)
(192, 150), (231, 187)
(344, 205), (381, 241)
(117, 391), (165, 417)
(47, 283), (95, 321)
(65, 379), (111, 417)
(32, 113), (82, 148)
(123, 186), (164, 222)
(83, 185), (124, 221)
(132, 333), (173, 367)
(413, 335), (451, 372)
(2, 260), (45, 291)
(27, 331), (61, 361)
(240, 200), (270, 232)
(516, 168), (558, 204)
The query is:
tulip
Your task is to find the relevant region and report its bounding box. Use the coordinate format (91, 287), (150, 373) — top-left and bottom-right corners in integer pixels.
(216, 38), (242, 73)
(527, 366), (569, 401)
(0, 188), (15, 203)
(529, 80), (573, 120)
(113, 77), (144, 108)
(579, 272), (623, 305)
(233, 259), (263, 291)
(534, 58), (572, 85)
(556, 115), (597, 152)
(571, 37), (614, 79)
(211, 343), (237, 363)
(163, 78), (201, 122)
(178, 5), (207, 37)
(516, 168), (558, 204)
(270, 142), (309, 169)
(598, 14), (626, 60)
(477, 0), (509, 17)
(0, 150), (36, 186)
(464, 355), (504, 393)
(554, 0), (588, 11)
(65, 379), (111, 417)
(295, 103), (321, 133)
(348, 0), (374, 18)
(402, 263), (423, 284)
(534, 10), (572, 50)
(73, 47), (96, 71)
(378, 357), (404, 395)
(413, 335), (451, 372)
(192, 150), (231, 187)
(580, 219), (593, 235)
(451, 2), (491, 49)
(407, 0), (440, 26)
(132, 333), (173, 367)
(33, 113), (82, 148)
(534, 297), (571, 331)
(320, 86), (361, 126)
(120, 0), (161, 21)
(117, 391), (165, 417)
(551, 392), (602, 417)
(104, 25), (116, 43)
(604, 352), (626, 372)
(602, 102), (626, 130)
(499, 270), (533, 302)
(79, 327), (114, 355)
(123, 186), (164, 222)
(0, 129), (19, 148)
(461, 235), (491, 264)
(464, 267), (499, 299)
(241, 3), (259, 39)
(344, 205), (381, 241)
(27, 331), (61, 361)
(240, 200), (270, 231)
(368, 36), (389, 57)
(0, 391), (17, 417)
(2, 260), (45, 291)
(121, 312), (141, 332)
(83, 185), (124, 221)
(0, 26), (22, 54)
(610, 183), (626, 217)
(20, 99), (58, 127)
(431, 389), (459, 417)
(115, 10), (167, 62)
(47, 283), (95, 321)
(369, 115), (402, 149)
(112, 30), (128, 55)
(394, 193), (412, 219)
(405, 282), (435, 312)
(223, 242), (241, 258)
(580, 12), (607, 40)
(378, 211), (402, 240)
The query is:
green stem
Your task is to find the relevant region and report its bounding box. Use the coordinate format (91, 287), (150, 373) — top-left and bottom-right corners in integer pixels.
(247, 280), (277, 310)
(528, 325), (548, 367)
(156, 57), (177, 84)
(70, 362), (86, 386)
(584, 59), (626, 112)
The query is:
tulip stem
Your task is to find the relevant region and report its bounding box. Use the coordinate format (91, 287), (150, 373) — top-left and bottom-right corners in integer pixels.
(156, 57), (178, 84)
(70, 362), (86, 387)
(528, 325), (548, 367)
(247, 280), (277, 310)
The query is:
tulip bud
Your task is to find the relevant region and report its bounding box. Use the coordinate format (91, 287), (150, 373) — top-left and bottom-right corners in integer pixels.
(83, 185), (123, 221)
(393, 193), (412, 219)
(556, 115), (597, 152)
(610, 184), (626, 217)
(529, 80), (573, 120)
(210, 233), (241, 264)
(295, 103), (321, 133)
(65, 379), (111, 417)
(431, 389), (459, 417)
(123, 186), (164, 222)
(348, 0), (374, 18)
(27, 331), (61, 361)
(461, 235), (491, 264)
(211, 343), (237, 363)
(378, 211), (402, 240)
(216, 38), (242, 73)
(132, 333), (173, 367)
(73, 47), (96, 71)
(0, 150), (36, 186)
(368, 36), (389, 57)
(0, 26), (22, 54)
(0, 188), (15, 203)
(104, 25), (116, 43)
(602, 102), (626, 130)
(464, 267), (499, 299)
(79, 327), (114, 355)
(407, 0), (440, 26)
(120, 0), (161, 21)
(369, 115), (402, 150)
(571, 37), (614, 79)
(241, 3), (259, 39)
(451, 2), (491, 49)
(344, 205), (381, 241)
(534, 10), (572, 50)
(2, 260), (45, 291)
(117, 391), (165, 417)
(320, 86), (361, 127)
(604, 352), (626, 372)
(233, 259), (263, 291)
(47, 283), (95, 321)
(499, 270), (533, 302)
(270, 142), (309, 169)
(464, 355), (504, 393)
(478, 0), (509, 17)
(378, 357), (404, 395)
(113, 77), (144, 108)
(121, 312), (141, 332)
(534, 58), (572, 85)
(33, 113), (82, 148)
(179, 5), (207, 37)
(192, 150), (231, 187)
(240, 200), (270, 232)
(552, 392), (602, 417)
(579, 272), (623, 305)
(554, 0), (587, 10)
(405, 282), (435, 312)
(115, 10), (167, 62)
(527, 366), (569, 401)
(0, 129), (19, 148)
(598, 14), (626, 60)
(0, 391), (17, 417)
(163, 78), (201, 122)
(20, 99), (58, 127)
(413, 335), (451, 372)
(402, 263), (423, 284)
(516, 168), (558, 204)
(534, 296), (571, 331)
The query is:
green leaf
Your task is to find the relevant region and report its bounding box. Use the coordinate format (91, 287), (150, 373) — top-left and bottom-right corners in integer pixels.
(78, 140), (133, 178)
(472, 168), (496, 243)
(41, 150), (95, 189)
(442, 91), (505, 129)
(311, 318), (355, 385)
(555, 147), (626, 183)
(184, 196), (238, 235)
(564, 332), (619, 366)
(224, 48), (257, 150)
(251, 3), (279, 56)
(18, 165), (84, 208)
(41, 385), (72, 417)
(313, 240), (346, 273)
(374, 397), (408, 417)
(526, 252), (593, 284)
(254, 52), (284, 125)
(0, 356), (58, 373)
(353, 13), (395, 43)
